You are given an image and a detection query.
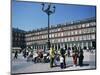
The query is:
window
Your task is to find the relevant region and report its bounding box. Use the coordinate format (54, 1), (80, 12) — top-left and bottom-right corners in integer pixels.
(55, 39), (58, 43)
(87, 28), (91, 33)
(83, 29), (87, 34)
(55, 33), (57, 37)
(86, 35), (90, 40)
(39, 36), (42, 39)
(71, 37), (74, 41)
(32, 37), (34, 40)
(25, 34), (28, 37)
(58, 33), (61, 37)
(70, 26), (73, 29)
(64, 32), (67, 36)
(63, 27), (68, 30)
(89, 28), (95, 33)
(73, 26), (77, 29)
(83, 35), (86, 40)
(31, 37), (33, 40)
(63, 32), (66, 36)
(90, 22), (96, 26)
(37, 32), (39, 35)
(42, 35), (44, 39)
(53, 29), (56, 32)
(15, 33), (17, 36)
(91, 34), (95, 39)
(82, 24), (85, 28)
(71, 31), (74, 35)
(44, 35), (46, 39)
(61, 38), (63, 42)
(52, 39), (54, 43)
(27, 34), (30, 37)
(61, 32), (64, 36)
(65, 38), (67, 42)
(50, 30), (52, 33)
(46, 35), (48, 38)
(67, 27), (70, 30)
(68, 37), (70, 41)
(43, 35), (45, 39)
(85, 28), (88, 33)
(77, 36), (79, 41)
(76, 36), (79, 41)
(79, 36), (82, 40)
(52, 34), (54, 38)
(86, 23), (90, 27)
(27, 38), (29, 41)
(91, 28), (96, 33)
(74, 30), (78, 35)
(14, 38), (17, 41)
(50, 34), (52, 38)
(77, 24), (81, 28)
(32, 33), (34, 36)
(67, 31), (70, 36)
(58, 28), (61, 31)
(43, 31), (47, 34)
(25, 38), (27, 41)
(52, 29), (54, 32)
(88, 35), (91, 40)
(58, 39), (60, 42)
(79, 30), (82, 34)
(18, 33), (20, 36)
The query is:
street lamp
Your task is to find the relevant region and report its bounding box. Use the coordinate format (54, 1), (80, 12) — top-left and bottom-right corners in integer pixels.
(41, 3), (55, 51)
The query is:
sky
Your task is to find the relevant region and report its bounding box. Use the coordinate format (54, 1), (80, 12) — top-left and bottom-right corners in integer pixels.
(12, 0), (96, 31)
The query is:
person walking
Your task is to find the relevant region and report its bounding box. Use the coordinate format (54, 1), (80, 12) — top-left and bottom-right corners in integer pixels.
(60, 47), (66, 68)
(14, 50), (18, 59)
(50, 47), (55, 68)
(78, 48), (84, 66)
(23, 50), (27, 58)
(67, 47), (71, 57)
(72, 45), (78, 67)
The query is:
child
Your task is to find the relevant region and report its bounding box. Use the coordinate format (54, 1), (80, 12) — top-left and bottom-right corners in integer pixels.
(60, 55), (64, 69)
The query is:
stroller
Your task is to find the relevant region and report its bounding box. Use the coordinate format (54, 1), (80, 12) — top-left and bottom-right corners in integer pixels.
(43, 53), (50, 63)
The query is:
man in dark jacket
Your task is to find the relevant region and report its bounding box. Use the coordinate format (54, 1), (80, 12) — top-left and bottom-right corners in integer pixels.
(60, 48), (66, 68)
(78, 49), (84, 66)
(14, 50), (18, 59)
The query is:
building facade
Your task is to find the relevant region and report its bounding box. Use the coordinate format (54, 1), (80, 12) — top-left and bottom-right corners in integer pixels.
(12, 28), (26, 50)
(12, 17), (96, 51)
(25, 17), (96, 51)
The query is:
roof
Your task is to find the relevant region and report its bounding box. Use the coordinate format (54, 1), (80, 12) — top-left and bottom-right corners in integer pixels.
(12, 28), (26, 33)
(26, 17), (96, 33)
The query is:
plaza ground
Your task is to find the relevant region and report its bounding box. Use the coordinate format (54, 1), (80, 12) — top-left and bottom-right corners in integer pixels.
(11, 50), (96, 74)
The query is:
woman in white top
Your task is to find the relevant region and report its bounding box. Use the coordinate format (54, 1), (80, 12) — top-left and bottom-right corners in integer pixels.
(60, 55), (64, 69)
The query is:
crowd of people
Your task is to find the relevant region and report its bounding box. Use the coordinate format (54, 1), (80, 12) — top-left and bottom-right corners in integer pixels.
(13, 45), (85, 69)
(49, 45), (84, 69)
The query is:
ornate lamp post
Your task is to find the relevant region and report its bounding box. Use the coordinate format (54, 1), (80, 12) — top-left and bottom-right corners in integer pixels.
(41, 3), (55, 51)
